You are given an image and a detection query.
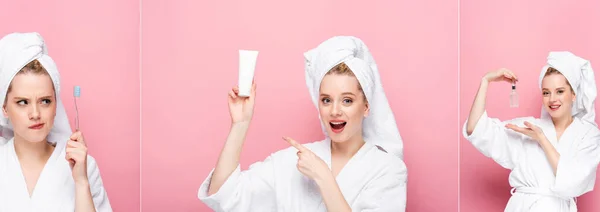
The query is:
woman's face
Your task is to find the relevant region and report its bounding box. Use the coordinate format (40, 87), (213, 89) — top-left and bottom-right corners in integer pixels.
(541, 73), (576, 120)
(2, 73), (56, 143)
(318, 74), (369, 143)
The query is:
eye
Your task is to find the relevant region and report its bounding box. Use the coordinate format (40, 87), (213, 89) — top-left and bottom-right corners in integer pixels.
(16, 100), (27, 105)
(557, 90), (564, 94)
(321, 98), (331, 104)
(542, 91), (549, 96)
(41, 99), (52, 104)
(343, 98), (353, 104)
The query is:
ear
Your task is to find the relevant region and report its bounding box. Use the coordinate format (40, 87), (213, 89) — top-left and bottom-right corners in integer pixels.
(364, 103), (370, 117)
(2, 105), (7, 118)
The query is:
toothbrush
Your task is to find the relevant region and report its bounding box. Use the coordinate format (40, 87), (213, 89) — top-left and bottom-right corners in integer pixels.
(74, 86), (80, 131)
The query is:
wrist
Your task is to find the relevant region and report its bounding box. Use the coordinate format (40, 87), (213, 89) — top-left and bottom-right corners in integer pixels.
(538, 134), (550, 144)
(481, 77), (490, 85)
(536, 134), (549, 144)
(231, 121), (251, 133)
(314, 171), (334, 187)
(232, 121), (250, 128)
(75, 179), (90, 188)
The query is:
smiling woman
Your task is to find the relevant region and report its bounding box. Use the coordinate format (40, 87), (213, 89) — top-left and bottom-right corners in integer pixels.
(463, 51), (600, 212)
(0, 32), (111, 212)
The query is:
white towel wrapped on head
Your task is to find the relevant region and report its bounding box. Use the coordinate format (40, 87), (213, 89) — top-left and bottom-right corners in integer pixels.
(304, 36), (404, 159)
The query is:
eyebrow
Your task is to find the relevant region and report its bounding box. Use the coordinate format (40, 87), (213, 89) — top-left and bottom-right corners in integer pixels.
(319, 92), (356, 97)
(12, 95), (54, 100)
(542, 87), (566, 90)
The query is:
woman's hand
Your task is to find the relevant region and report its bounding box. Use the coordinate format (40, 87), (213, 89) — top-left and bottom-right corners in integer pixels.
(283, 137), (352, 212)
(505, 121), (547, 142)
(65, 131), (89, 184)
(483, 68), (519, 84)
(283, 136), (332, 183)
(228, 82), (256, 124)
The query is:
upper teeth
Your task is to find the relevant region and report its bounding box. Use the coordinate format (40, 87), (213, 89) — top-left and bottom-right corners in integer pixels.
(331, 122), (344, 124)
(550, 106), (560, 108)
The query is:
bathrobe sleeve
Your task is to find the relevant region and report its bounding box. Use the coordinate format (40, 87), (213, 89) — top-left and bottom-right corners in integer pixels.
(198, 154), (277, 212)
(551, 129), (600, 198)
(352, 159), (408, 211)
(462, 111), (530, 169)
(87, 156), (112, 212)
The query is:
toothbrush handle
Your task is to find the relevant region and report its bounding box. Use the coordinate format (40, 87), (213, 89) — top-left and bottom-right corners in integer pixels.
(74, 98), (80, 130)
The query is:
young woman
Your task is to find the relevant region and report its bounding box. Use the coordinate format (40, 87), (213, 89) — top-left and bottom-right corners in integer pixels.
(198, 36), (408, 211)
(464, 51), (600, 211)
(0, 32), (112, 211)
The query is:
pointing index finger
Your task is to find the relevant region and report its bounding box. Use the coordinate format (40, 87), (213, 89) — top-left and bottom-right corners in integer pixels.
(283, 136), (308, 152)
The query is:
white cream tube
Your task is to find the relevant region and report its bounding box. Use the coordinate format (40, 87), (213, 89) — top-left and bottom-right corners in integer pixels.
(238, 50), (259, 97)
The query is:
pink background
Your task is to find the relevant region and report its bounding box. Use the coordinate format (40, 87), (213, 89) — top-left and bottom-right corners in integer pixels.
(0, 1), (141, 211)
(141, 0), (458, 211)
(460, 0), (600, 211)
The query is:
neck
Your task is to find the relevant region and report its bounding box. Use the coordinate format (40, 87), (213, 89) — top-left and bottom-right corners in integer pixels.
(331, 135), (365, 158)
(13, 134), (54, 162)
(551, 115), (574, 131)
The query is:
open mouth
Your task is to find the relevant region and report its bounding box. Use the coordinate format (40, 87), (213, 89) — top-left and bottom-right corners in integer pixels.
(329, 121), (347, 133)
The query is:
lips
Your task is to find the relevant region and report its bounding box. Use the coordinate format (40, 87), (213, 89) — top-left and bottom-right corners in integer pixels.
(329, 121), (347, 133)
(29, 123), (44, 130)
(549, 105), (561, 111)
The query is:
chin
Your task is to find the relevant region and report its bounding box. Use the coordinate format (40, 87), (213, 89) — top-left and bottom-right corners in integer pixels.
(25, 136), (48, 143)
(327, 130), (354, 143)
(18, 130), (49, 143)
(545, 109), (569, 120)
(330, 136), (348, 143)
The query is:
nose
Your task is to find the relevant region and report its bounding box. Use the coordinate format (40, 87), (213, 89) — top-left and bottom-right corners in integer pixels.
(549, 93), (559, 102)
(330, 102), (342, 117)
(29, 104), (40, 120)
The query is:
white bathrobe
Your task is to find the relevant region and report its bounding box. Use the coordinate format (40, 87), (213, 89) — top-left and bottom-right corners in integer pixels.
(198, 36), (407, 211)
(464, 112), (600, 211)
(0, 32), (112, 212)
(198, 139), (407, 211)
(0, 139), (112, 212)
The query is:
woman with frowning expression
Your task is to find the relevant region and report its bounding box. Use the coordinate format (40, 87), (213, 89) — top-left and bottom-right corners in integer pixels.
(0, 32), (111, 212)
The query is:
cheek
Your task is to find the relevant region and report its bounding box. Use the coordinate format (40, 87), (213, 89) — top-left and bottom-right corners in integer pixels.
(555, 93), (572, 106)
(568, 93), (575, 102)
(44, 106), (57, 119)
(542, 97), (549, 105)
(318, 105), (328, 118)
(345, 106), (365, 122)
(6, 108), (27, 125)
